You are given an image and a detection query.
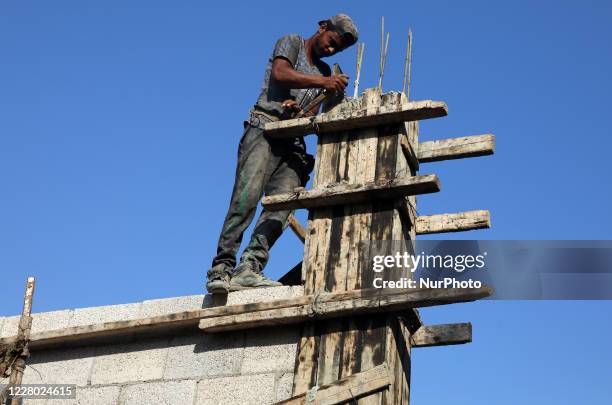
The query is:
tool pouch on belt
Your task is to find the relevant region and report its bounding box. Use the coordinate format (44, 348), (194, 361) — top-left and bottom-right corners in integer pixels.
(246, 108), (278, 130)
(295, 152), (315, 186)
(287, 134), (315, 186)
(248, 108), (315, 185)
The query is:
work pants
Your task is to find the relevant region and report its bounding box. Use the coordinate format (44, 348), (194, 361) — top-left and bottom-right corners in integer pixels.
(209, 120), (313, 278)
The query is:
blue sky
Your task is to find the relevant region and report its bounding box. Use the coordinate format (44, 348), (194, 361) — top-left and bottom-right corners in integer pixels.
(1, 1), (611, 403)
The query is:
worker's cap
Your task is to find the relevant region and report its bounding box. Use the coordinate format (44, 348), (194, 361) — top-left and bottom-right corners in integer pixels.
(320, 14), (359, 47)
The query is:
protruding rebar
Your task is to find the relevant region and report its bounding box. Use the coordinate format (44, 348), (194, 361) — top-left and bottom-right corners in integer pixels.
(402, 28), (413, 99)
(378, 32), (390, 91)
(378, 16), (384, 91)
(353, 43), (365, 98)
(3, 277), (36, 405)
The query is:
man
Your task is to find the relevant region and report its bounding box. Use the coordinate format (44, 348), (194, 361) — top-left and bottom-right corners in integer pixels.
(206, 14), (359, 294)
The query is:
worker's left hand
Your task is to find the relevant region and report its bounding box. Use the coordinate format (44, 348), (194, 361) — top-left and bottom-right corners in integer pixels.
(281, 99), (301, 112)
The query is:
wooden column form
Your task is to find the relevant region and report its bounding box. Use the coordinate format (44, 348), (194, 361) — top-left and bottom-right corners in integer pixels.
(292, 89), (419, 404)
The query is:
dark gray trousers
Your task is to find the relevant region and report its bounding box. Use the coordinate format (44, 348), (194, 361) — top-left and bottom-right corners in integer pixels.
(209, 120), (312, 279)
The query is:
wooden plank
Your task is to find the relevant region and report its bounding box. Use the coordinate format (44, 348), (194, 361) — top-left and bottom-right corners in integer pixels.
(294, 98), (346, 393)
(262, 174), (440, 212)
(395, 313), (413, 403)
(199, 286), (493, 333)
(316, 131), (356, 386)
(304, 135), (340, 293)
(418, 134), (495, 163)
(0, 292), (316, 350)
(287, 213), (307, 243)
(400, 130), (419, 172)
(387, 94), (419, 404)
(277, 363), (391, 405)
(284, 209), (490, 240)
(411, 323), (472, 348)
(391, 105), (418, 404)
(264, 100), (448, 138)
(416, 210), (491, 234)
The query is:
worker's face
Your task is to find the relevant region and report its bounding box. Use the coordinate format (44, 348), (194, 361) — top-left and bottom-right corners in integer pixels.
(314, 22), (347, 58)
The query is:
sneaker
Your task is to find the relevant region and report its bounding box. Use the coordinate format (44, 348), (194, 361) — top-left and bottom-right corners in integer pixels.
(206, 272), (230, 294)
(229, 267), (283, 291)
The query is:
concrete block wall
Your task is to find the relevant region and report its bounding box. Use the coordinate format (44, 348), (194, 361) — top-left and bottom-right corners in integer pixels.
(0, 286), (303, 405)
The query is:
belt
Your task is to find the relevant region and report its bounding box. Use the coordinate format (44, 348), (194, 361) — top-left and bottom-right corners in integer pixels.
(252, 108), (280, 122)
(248, 108), (280, 129)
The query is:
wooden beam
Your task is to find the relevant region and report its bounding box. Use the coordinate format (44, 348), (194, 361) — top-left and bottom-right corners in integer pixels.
(0, 312), (205, 351)
(287, 213), (307, 243)
(416, 210), (491, 234)
(276, 363), (391, 405)
(0, 293), (317, 350)
(418, 134), (495, 163)
(0, 288), (489, 351)
(264, 100), (448, 138)
(199, 286), (492, 333)
(262, 174), (440, 212)
(411, 323), (472, 348)
(400, 131), (419, 172)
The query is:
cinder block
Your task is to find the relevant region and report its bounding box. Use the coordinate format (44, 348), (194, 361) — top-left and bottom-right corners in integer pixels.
(20, 346), (95, 387)
(226, 285), (303, 306)
(139, 294), (209, 318)
(120, 380), (196, 405)
(0, 310), (73, 338)
(41, 386), (121, 405)
(195, 373), (276, 405)
(275, 372), (294, 402)
(78, 386), (121, 405)
(90, 339), (168, 385)
(163, 331), (243, 379)
(241, 326), (299, 374)
(70, 303), (141, 327)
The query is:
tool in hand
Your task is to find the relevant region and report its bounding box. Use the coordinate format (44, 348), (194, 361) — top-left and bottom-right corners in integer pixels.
(295, 63), (347, 118)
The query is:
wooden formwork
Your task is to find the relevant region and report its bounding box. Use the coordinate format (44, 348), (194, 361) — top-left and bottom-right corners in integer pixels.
(262, 87), (494, 404)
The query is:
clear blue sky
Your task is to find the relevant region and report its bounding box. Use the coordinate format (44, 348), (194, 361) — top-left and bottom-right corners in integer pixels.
(1, 1), (611, 403)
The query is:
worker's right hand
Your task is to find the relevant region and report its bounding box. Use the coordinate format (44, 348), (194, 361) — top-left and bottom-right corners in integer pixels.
(322, 75), (349, 93)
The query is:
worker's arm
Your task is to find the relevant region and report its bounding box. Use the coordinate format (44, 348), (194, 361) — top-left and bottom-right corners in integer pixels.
(271, 57), (348, 93)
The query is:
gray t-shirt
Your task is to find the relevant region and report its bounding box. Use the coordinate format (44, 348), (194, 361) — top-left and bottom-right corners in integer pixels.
(255, 35), (331, 118)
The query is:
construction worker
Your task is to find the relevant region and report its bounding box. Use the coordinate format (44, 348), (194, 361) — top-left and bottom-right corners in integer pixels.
(206, 14), (359, 294)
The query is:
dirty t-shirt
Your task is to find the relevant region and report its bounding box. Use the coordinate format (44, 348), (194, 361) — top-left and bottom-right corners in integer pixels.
(255, 35), (331, 118)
